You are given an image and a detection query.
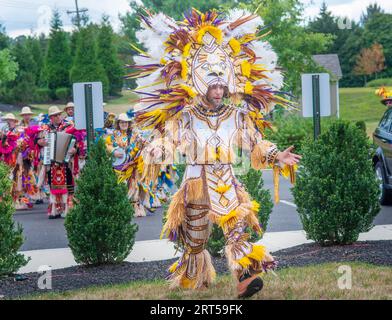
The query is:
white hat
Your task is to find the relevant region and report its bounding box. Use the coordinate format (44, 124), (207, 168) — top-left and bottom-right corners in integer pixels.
(117, 113), (132, 122)
(2, 113), (18, 121)
(65, 102), (75, 110)
(20, 106), (34, 116)
(48, 106), (63, 117)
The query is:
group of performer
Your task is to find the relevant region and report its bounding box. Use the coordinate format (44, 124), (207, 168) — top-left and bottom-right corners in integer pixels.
(0, 103), (80, 217)
(0, 102), (174, 219)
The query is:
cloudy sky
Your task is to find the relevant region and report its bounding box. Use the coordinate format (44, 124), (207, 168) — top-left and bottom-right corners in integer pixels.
(1, 0), (392, 37)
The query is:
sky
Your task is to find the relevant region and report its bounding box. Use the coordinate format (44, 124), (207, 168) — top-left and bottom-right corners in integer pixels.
(1, 0), (392, 38)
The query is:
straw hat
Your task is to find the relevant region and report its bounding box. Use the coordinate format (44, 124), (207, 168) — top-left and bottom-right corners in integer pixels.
(117, 113), (132, 122)
(64, 102), (75, 110)
(2, 113), (18, 121)
(20, 106), (34, 116)
(48, 106), (63, 117)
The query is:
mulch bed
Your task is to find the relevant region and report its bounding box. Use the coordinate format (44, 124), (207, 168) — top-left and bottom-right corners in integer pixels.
(1, 240), (391, 299)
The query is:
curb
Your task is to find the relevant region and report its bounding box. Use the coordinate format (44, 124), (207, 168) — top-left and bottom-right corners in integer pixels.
(18, 225), (392, 274)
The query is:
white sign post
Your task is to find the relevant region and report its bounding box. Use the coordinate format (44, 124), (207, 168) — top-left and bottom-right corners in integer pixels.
(301, 73), (331, 139)
(73, 82), (104, 148)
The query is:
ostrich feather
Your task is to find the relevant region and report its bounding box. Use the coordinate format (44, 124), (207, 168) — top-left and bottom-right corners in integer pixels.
(223, 9), (264, 39)
(254, 70), (284, 90)
(250, 41), (278, 70)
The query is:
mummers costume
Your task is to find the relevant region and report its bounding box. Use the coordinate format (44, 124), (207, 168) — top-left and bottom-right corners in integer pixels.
(129, 9), (300, 297)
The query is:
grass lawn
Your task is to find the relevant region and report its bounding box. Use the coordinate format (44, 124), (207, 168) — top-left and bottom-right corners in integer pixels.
(22, 262), (392, 300)
(339, 87), (387, 137)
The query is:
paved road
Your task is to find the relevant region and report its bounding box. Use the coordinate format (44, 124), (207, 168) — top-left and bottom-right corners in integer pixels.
(14, 170), (392, 251)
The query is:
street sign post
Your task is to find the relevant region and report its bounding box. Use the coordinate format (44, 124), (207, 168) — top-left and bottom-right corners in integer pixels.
(301, 73), (331, 140)
(73, 82), (104, 150)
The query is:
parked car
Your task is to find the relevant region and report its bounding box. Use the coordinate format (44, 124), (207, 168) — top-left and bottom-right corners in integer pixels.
(373, 107), (392, 205)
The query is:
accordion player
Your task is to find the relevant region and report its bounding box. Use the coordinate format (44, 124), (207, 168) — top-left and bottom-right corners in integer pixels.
(36, 106), (79, 219)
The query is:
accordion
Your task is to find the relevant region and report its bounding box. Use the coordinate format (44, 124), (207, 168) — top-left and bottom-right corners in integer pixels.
(43, 131), (76, 165)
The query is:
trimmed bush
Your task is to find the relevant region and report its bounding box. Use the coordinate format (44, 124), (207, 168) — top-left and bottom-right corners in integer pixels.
(365, 78), (392, 87)
(65, 139), (138, 265)
(55, 87), (71, 102)
(355, 120), (367, 134)
(34, 87), (51, 103)
(0, 163), (30, 276)
(292, 121), (381, 245)
(207, 168), (273, 257)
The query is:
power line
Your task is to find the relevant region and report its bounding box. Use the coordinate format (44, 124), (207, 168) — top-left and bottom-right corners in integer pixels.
(66, 0), (88, 28)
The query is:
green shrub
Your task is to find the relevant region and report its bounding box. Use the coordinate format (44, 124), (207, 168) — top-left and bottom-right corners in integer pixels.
(0, 163), (30, 276)
(292, 121), (381, 245)
(355, 120), (367, 133)
(55, 87), (71, 102)
(365, 78), (392, 87)
(65, 139), (138, 265)
(207, 168), (273, 257)
(34, 88), (51, 103)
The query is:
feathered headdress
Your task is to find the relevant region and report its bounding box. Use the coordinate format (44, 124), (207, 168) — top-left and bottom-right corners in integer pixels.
(127, 8), (295, 130)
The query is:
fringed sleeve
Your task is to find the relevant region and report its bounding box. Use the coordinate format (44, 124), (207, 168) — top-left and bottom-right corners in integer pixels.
(242, 110), (296, 203)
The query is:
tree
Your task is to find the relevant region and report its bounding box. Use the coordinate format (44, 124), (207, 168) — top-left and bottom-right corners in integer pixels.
(0, 24), (10, 50)
(338, 22), (365, 87)
(0, 49), (18, 85)
(360, 2), (384, 26)
(43, 10), (72, 92)
(308, 2), (336, 36)
(362, 13), (392, 79)
(26, 37), (45, 86)
(141, 0), (252, 20)
(65, 139), (138, 265)
(5, 37), (37, 104)
(249, 0), (333, 95)
(0, 162), (30, 276)
(97, 16), (124, 96)
(354, 43), (386, 85)
(292, 121), (380, 245)
(70, 26), (109, 96)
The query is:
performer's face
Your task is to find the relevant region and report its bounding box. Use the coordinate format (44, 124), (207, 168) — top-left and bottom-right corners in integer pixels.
(207, 85), (225, 107)
(119, 121), (129, 131)
(66, 108), (74, 117)
(50, 114), (62, 126)
(7, 120), (17, 129)
(22, 114), (32, 122)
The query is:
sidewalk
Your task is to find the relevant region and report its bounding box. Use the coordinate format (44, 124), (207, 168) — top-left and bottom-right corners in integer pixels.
(18, 224), (392, 274)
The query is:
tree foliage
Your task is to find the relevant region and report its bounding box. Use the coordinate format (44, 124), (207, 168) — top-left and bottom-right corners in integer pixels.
(0, 49), (18, 85)
(65, 139), (138, 265)
(70, 26), (109, 96)
(43, 10), (72, 91)
(0, 163), (30, 276)
(97, 16), (124, 96)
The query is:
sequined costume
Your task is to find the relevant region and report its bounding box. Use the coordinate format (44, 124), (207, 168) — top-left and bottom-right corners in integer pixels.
(128, 9), (297, 292)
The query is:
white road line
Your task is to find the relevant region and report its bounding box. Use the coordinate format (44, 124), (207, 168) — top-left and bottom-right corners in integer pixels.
(279, 200), (297, 208)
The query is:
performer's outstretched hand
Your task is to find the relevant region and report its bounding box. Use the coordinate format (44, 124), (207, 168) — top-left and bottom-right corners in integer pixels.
(276, 146), (302, 166)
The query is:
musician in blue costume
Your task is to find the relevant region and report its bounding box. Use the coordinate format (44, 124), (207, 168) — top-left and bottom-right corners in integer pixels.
(36, 106), (77, 219)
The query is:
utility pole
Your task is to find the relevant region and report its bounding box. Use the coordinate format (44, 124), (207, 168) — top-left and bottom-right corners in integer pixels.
(67, 0), (88, 28)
